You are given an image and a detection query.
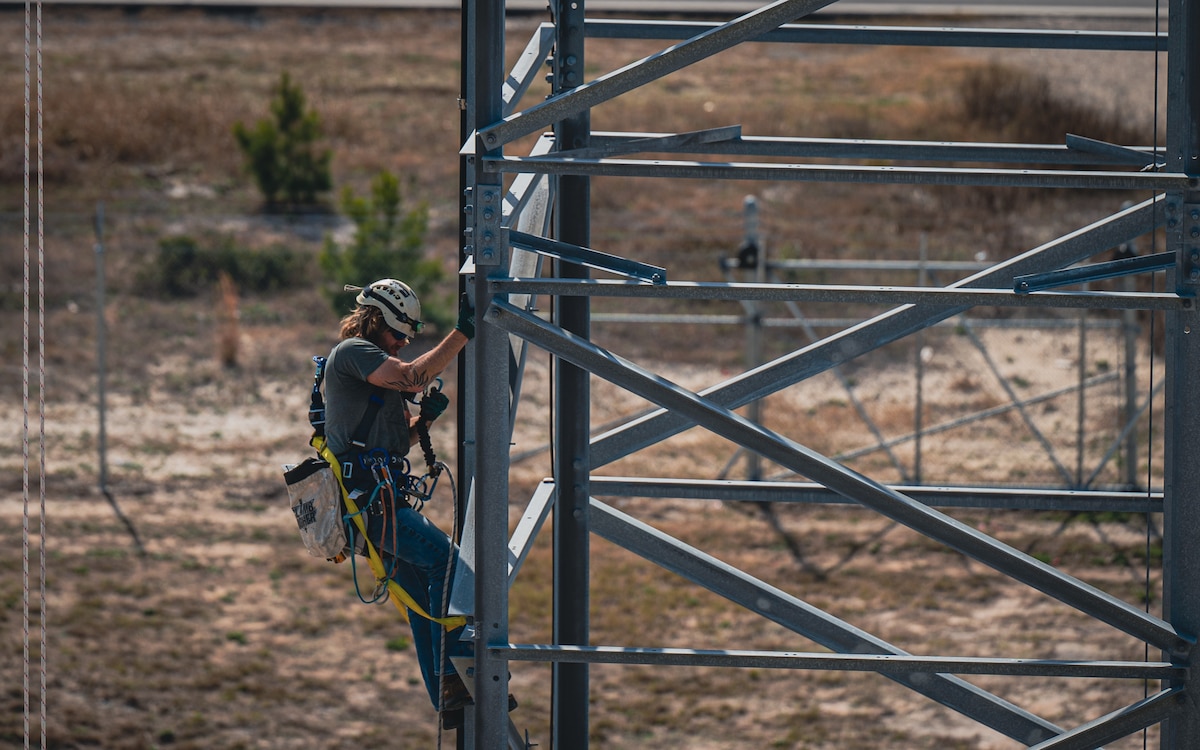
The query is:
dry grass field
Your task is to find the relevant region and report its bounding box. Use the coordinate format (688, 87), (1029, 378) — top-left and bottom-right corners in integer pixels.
(0, 5), (1175, 749)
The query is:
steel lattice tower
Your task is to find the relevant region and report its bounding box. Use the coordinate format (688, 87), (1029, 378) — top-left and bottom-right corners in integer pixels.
(451, 1), (1199, 747)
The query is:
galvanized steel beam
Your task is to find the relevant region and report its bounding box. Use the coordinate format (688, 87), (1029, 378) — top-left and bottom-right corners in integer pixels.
(468, 0), (512, 741)
(583, 19), (1166, 51)
(487, 298), (1187, 655)
(579, 132), (1164, 165)
(503, 644), (1181, 681)
(586, 497), (1065, 744)
(1026, 689), (1186, 750)
(504, 23), (555, 117)
(587, 477), (1163, 513)
(509, 231), (667, 283)
(484, 153), (1194, 190)
(587, 196), (1165, 468)
(1160, 0), (1200, 744)
(477, 0), (839, 149)
(493, 277), (1187, 311)
(551, 0), (594, 740)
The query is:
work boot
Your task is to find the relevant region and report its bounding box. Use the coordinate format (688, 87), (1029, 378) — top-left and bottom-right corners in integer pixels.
(441, 673), (474, 712)
(441, 707), (466, 731)
(440, 673), (474, 731)
(439, 685), (519, 730)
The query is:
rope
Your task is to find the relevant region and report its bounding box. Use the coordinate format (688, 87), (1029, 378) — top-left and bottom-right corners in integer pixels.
(435, 461), (458, 749)
(22, 2), (46, 748)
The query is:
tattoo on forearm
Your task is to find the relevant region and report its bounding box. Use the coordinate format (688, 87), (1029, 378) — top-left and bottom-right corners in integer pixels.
(385, 364), (434, 391)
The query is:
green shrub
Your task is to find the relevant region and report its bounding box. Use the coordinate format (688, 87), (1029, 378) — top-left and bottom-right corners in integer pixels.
(233, 72), (332, 212)
(957, 63), (1144, 146)
(139, 234), (311, 298)
(319, 169), (450, 327)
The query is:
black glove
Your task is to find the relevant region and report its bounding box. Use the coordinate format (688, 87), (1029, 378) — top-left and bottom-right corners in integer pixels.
(455, 295), (475, 340)
(419, 390), (449, 423)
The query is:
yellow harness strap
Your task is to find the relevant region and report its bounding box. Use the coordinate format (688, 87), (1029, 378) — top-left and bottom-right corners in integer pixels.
(312, 435), (467, 630)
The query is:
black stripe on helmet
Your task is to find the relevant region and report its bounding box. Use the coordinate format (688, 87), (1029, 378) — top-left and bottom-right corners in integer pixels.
(363, 287), (424, 331)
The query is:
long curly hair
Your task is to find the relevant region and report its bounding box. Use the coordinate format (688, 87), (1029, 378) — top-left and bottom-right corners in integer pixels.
(338, 305), (388, 345)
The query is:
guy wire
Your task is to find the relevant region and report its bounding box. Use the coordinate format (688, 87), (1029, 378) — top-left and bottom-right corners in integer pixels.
(22, 2), (47, 748)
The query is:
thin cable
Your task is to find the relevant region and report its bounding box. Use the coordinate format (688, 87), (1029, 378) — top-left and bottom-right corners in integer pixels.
(35, 2), (45, 744)
(22, 2), (33, 747)
(36, 5), (46, 747)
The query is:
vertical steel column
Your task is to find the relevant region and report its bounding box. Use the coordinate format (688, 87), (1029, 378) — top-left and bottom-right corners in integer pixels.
(1160, 0), (1200, 746)
(458, 0), (476, 525)
(1119, 226), (1140, 489)
(1076, 290), (1087, 487)
(744, 196), (764, 482)
(458, 7), (476, 747)
(914, 234), (927, 484)
(551, 0), (591, 744)
(470, 0), (511, 744)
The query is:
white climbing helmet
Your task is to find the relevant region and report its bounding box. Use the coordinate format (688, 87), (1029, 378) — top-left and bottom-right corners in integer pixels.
(352, 279), (424, 338)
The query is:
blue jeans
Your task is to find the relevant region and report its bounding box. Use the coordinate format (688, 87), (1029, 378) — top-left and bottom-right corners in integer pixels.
(352, 477), (470, 709)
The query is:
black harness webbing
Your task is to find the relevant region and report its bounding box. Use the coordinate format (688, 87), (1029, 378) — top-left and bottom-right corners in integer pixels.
(348, 390), (386, 450)
(311, 354), (385, 460)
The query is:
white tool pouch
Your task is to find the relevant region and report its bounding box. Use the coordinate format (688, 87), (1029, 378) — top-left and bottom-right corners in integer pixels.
(284, 458), (349, 560)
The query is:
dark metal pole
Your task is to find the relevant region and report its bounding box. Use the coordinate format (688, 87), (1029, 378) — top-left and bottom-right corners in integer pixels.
(93, 205), (144, 557)
(1160, 0), (1200, 744)
(914, 235), (928, 484)
(457, 0), (475, 538)
(1118, 220), (1140, 489)
(551, 0), (591, 743)
(744, 196), (763, 482)
(457, 3), (474, 748)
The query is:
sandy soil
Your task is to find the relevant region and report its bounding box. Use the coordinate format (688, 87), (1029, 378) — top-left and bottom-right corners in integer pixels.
(2, 317), (1169, 749)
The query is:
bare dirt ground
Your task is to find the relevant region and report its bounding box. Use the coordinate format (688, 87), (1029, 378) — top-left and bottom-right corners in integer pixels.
(0, 6), (1174, 750)
(1, 321), (1170, 750)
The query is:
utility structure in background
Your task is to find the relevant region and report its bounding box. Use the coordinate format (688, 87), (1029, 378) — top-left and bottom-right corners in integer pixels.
(452, 0), (1198, 747)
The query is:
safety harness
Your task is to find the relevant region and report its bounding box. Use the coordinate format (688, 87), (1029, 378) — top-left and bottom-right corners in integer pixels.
(308, 355), (465, 629)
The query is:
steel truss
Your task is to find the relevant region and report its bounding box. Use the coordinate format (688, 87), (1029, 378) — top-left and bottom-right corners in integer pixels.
(455, 0), (1199, 746)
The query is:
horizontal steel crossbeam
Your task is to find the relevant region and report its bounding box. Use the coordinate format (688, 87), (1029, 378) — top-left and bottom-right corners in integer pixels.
(584, 19), (1166, 52)
(502, 644), (1181, 680)
(493, 277), (1187, 311)
(485, 153), (1194, 190)
(579, 132), (1164, 166)
(588, 477), (1164, 513)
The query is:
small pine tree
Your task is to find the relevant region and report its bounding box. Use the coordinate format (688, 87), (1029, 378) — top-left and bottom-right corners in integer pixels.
(320, 170), (450, 327)
(233, 72), (332, 212)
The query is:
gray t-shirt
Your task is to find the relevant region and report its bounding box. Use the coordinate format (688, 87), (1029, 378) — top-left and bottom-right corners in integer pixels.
(324, 337), (411, 458)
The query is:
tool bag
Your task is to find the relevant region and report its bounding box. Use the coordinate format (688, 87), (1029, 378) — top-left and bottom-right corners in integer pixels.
(284, 457), (349, 560)
(283, 354), (381, 562)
